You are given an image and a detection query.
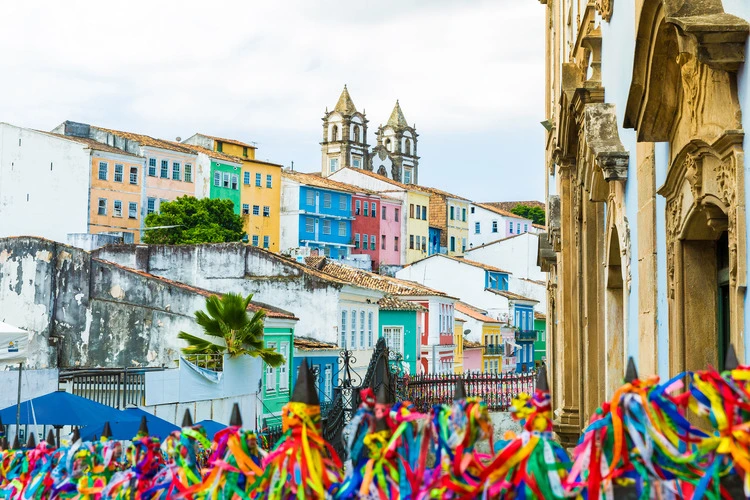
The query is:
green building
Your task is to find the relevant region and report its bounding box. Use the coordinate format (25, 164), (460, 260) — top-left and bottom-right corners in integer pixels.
(256, 303), (298, 428)
(378, 296), (426, 375)
(209, 159), (243, 215)
(534, 311), (547, 367)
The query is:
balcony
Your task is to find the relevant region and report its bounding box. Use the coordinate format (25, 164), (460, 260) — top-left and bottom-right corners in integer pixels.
(484, 345), (503, 356)
(515, 330), (539, 342)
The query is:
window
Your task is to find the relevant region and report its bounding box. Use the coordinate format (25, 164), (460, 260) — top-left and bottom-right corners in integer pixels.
(216, 141), (223, 152)
(266, 174), (273, 188)
(279, 342), (289, 390)
(129, 166), (138, 185)
(462, 238), (467, 253)
(243, 146), (248, 157)
(97, 198), (107, 215)
(524, 224), (529, 232)
(381, 235), (386, 250)
(410, 204), (414, 218)
(363, 202), (369, 217)
(231, 174), (239, 190)
(370, 235), (376, 251)
(422, 206), (427, 220)
(242, 204), (250, 215)
(404, 169), (412, 184)
(353, 125), (360, 143)
(351, 310), (357, 348)
(172, 162), (181, 181)
(263, 236), (269, 249)
(450, 236), (456, 252)
(383, 327), (403, 354)
(509, 223), (514, 234)
(330, 158), (339, 172)
(244, 172), (250, 185)
(394, 236), (399, 251)
(255, 173), (262, 187)
(252, 235), (259, 246)
(422, 236), (427, 252)
(487, 272), (509, 291)
(213, 172), (221, 186)
(492, 220), (498, 233)
(263, 206), (270, 217)
(184, 164), (193, 182)
(382, 206), (387, 219)
(324, 364), (333, 401)
(306, 217), (314, 233)
(253, 205), (260, 216)
(128, 202), (137, 219)
(147, 158), (157, 177)
(339, 196), (347, 210)
(355, 200), (361, 215)
(363, 234), (368, 248)
(354, 233), (360, 249)
(306, 190), (314, 206)
(475, 222), (481, 234)
(341, 311), (347, 348)
(323, 193), (331, 208)
(266, 342), (277, 391)
(517, 223), (521, 233)
(222, 172), (230, 188)
(360, 310), (365, 349)
(450, 206), (455, 220)
(160, 160), (169, 178)
(338, 222), (346, 237)
(352, 157), (361, 168)
(113, 200), (122, 217)
(114, 164), (123, 183)
(395, 208), (399, 220)
(368, 312), (374, 347)
(147, 198), (156, 215)
(409, 235), (415, 249)
(323, 220), (331, 235)
(462, 208), (467, 221)
(416, 205), (421, 219)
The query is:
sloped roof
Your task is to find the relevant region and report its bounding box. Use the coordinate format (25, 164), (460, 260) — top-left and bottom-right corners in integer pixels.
(294, 336), (338, 351)
(333, 85), (357, 114)
(283, 170), (381, 196)
(404, 253), (511, 274)
(455, 302), (501, 323)
(532, 223), (546, 230)
(378, 295), (427, 311)
(534, 311), (546, 320)
(43, 133), (144, 158)
(199, 134), (257, 150)
(95, 126), (196, 154)
(169, 142), (244, 164)
(481, 201), (545, 213)
(410, 184), (470, 201)
(465, 232), (528, 252)
(305, 257), (449, 297)
(519, 277), (546, 286)
(386, 100), (409, 128)
(464, 340), (484, 349)
(473, 202), (531, 220)
(484, 288), (539, 303)
(337, 167), (418, 192)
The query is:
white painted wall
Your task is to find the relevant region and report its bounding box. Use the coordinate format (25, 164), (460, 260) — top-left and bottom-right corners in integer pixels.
(280, 176), (301, 252)
(0, 124), (90, 241)
(0, 368), (58, 410)
(468, 205), (533, 249)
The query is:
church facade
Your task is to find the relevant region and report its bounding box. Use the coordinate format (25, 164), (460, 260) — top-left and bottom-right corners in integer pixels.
(321, 86), (420, 185)
(539, 0), (750, 446)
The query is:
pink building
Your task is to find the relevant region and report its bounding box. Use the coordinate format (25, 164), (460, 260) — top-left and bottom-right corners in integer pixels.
(463, 340), (484, 372)
(379, 197), (402, 267)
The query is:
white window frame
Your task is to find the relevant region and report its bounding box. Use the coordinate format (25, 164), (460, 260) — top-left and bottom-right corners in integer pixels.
(279, 341), (289, 390)
(97, 198), (107, 216)
(129, 166), (138, 185)
(330, 158), (339, 172)
(114, 164), (124, 183)
(263, 236), (270, 249)
(323, 193), (332, 208)
(213, 171), (221, 186)
(359, 310), (365, 349)
(338, 222), (346, 237)
(383, 326), (404, 355)
(255, 173), (262, 187)
(113, 200), (123, 217)
(266, 341), (277, 392)
(252, 235), (259, 246)
(306, 217), (314, 233)
(128, 201), (138, 219)
(324, 364), (333, 401)
(244, 171), (251, 184)
(322, 219), (331, 235)
(172, 162), (181, 181)
(160, 160), (169, 178)
(231, 174), (239, 190)
(363, 201), (369, 217)
(363, 234), (368, 248)
(370, 234), (376, 251)
(148, 158), (157, 176)
(341, 310), (347, 348)
(368, 311), (374, 348)
(184, 164), (193, 182)
(147, 197), (156, 215)
(306, 190), (314, 206)
(242, 204), (250, 215)
(263, 206), (270, 217)
(266, 174), (273, 188)
(253, 205), (260, 216)
(350, 309), (357, 348)
(222, 172), (230, 188)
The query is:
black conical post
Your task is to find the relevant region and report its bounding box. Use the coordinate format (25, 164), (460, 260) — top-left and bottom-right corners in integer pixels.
(182, 409), (194, 428)
(46, 429), (56, 448)
(725, 344), (740, 371)
(229, 403), (243, 427)
(0, 436), (8, 451)
(71, 428), (80, 444)
(12, 435), (20, 450)
(26, 431), (36, 449)
(101, 422), (112, 439)
(138, 416), (149, 435)
(625, 357), (639, 383)
(536, 364), (549, 392)
(291, 359), (320, 406)
(454, 378), (468, 400)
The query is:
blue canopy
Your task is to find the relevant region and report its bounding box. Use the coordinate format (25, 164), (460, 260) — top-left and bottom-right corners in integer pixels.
(195, 419), (226, 440)
(0, 391), (136, 427)
(80, 408), (179, 441)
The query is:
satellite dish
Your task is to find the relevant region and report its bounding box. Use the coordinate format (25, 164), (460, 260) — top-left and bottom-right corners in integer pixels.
(464, 329), (472, 335)
(175, 136), (182, 142)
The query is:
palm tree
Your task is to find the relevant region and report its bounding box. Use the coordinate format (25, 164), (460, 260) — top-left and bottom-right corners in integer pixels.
(178, 292), (285, 367)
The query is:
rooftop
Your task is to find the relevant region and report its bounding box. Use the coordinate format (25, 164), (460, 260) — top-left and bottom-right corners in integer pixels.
(283, 170), (381, 196)
(480, 201), (545, 213)
(43, 132), (144, 158)
(170, 142), (244, 164)
(378, 295), (428, 312)
(454, 302), (501, 324)
(199, 134), (257, 150)
(519, 277), (546, 286)
(464, 339), (484, 349)
(473, 202), (532, 220)
(404, 253), (511, 274)
(336, 167), (422, 192)
(333, 85), (358, 115)
(484, 288), (539, 303)
(411, 184), (470, 201)
(534, 311), (546, 320)
(95, 126), (196, 154)
(386, 100), (409, 129)
(465, 232), (530, 252)
(294, 336), (339, 351)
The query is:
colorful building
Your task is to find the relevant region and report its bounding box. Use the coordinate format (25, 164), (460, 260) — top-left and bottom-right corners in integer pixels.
(454, 302), (502, 373)
(377, 296), (426, 375)
(280, 171), (355, 259)
(183, 134), (282, 252)
(351, 191), (382, 267)
(453, 317), (466, 373)
(468, 202), (534, 249)
(534, 311), (547, 367)
(413, 186), (470, 257)
(379, 198), (402, 268)
(292, 338), (341, 411)
(462, 340), (484, 372)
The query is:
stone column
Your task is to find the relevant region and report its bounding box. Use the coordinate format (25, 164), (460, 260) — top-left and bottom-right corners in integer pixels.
(636, 142), (658, 376)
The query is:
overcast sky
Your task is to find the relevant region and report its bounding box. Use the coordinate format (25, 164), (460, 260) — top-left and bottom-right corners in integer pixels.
(1, 0), (545, 202)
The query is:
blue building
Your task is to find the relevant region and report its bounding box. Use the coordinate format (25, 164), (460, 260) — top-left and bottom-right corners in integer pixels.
(281, 171), (355, 259)
(292, 338), (341, 411)
(428, 227), (442, 255)
(512, 302), (536, 373)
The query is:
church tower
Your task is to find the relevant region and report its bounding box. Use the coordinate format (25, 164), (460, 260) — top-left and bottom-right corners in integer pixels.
(321, 85), (369, 177)
(371, 100), (419, 184)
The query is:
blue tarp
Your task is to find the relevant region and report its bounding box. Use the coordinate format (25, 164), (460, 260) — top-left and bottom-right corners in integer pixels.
(195, 419), (226, 440)
(0, 391), (136, 427)
(80, 408), (179, 441)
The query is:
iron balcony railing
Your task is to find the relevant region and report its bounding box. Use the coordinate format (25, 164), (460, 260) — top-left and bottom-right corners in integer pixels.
(59, 367), (164, 409)
(515, 330), (539, 342)
(484, 345), (503, 356)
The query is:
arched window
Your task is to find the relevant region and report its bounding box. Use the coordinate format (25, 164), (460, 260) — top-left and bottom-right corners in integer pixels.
(404, 138), (411, 155)
(353, 125), (360, 143)
(331, 125), (338, 142)
(385, 138), (391, 151)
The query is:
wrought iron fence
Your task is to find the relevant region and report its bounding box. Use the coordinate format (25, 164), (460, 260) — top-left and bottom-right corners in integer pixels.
(59, 368), (162, 409)
(259, 424), (284, 451)
(399, 370), (536, 413)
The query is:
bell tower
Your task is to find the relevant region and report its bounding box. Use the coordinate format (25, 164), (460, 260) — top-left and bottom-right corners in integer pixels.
(374, 100), (419, 184)
(321, 85), (369, 177)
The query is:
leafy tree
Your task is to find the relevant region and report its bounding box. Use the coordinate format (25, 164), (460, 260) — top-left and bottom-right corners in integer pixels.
(510, 204), (546, 226)
(178, 292), (285, 367)
(143, 196), (245, 245)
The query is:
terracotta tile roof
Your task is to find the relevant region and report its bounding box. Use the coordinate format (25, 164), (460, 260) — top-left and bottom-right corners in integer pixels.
(172, 142), (244, 164)
(200, 134), (257, 150)
(534, 311), (546, 320)
(92, 257), (297, 319)
(473, 202), (531, 220)
(455, 302), (501, 323)
(463, 339), (483, 349)
(405, 253), (512, 274)
(454, 317), (466, 322)
(411, 185), (470, 202)
(95, 126), (197, 154)
(532, 223), (546, 230)
(465, 232), (527, 252)
(294, 336), (338, 351)
(337, 167), (418, 191)
(305, 257), (450, 297)
(484, 288), (539, 303)
(378, 295), (427, 311)
(519, 277), (546, 286)
(283, 170), (381, 196)
(42, 132), (144, 158)
(481, 201), (545, 213)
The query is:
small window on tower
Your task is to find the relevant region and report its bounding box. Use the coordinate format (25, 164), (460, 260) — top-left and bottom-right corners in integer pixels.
(353, 125), (360, 143)
(405, 138), (411, 155)
(385, 138), (391, 151)
(331, 125), (338, 142)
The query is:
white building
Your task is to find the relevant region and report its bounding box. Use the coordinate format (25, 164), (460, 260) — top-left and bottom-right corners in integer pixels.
(0, 123), (91, 242)
(468, 203), (534, 249)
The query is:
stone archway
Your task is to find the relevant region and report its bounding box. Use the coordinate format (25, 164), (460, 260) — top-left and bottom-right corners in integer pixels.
(605, 222), (625, 397)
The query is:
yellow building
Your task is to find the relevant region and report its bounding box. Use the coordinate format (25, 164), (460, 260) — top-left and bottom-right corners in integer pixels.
(183, 134), (282, 252)
(403, 188), (431, 264)
(413, 185), (470, 256)
(454, 317), (466, 374)
(454, 302), (502, 373)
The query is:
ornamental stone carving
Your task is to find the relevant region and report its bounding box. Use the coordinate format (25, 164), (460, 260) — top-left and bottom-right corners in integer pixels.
(684, 154), (703, 199)
(595, 0), (612, 22)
